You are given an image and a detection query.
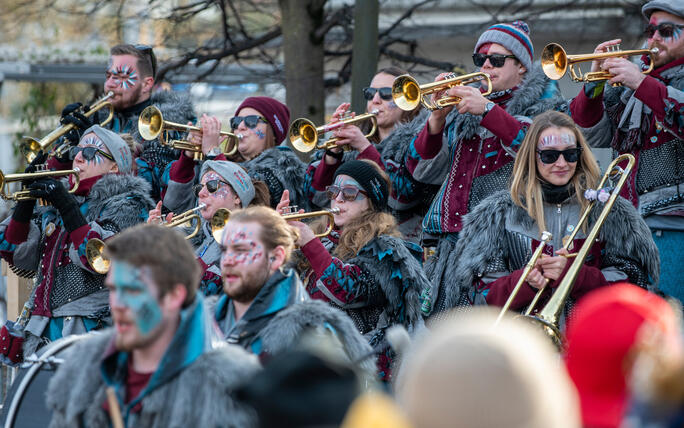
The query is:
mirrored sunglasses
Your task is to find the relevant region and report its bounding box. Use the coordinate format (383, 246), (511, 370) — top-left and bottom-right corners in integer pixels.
(644, 23), (684, 39)
(69, 146), (115, 162)
(362, 87), (393, 101)
(536, 147), (582, 164)
(325, 184), (368, 201)
(229, 115), (268, 130)
(472, 53), (517, 68)
(193, 179), (230, 197)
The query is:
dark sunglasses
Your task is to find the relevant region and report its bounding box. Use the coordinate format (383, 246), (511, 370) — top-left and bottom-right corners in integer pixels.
(325, 184), (368, 201)
(193, 179), (231, 197)
(472, 53), (517, 68)
(229, 115), (268, 130)
(134, 44), (157, 78)
(362, 87), (393, 101)
(643, 22), (684, 39)
(69, 146), (115, 162)
(536, 147), (582, 164)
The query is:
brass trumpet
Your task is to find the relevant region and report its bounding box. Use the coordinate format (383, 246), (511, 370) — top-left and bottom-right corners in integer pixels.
(138, 106), (241, 160)
(164, 204), (206, 240)
(289, 111), (378, 153)
(21, 92), (115, 163)
(541, 43), (659, 83)
(0, 167), (80, 202)
(392, 72), (492, 111)
(281, 206), (340, 238)
(86, 238), (109, 274)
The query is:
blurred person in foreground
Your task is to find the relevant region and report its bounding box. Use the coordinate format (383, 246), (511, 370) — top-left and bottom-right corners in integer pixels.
(564, 282), (682, 428)
(396, 307), (580, 428)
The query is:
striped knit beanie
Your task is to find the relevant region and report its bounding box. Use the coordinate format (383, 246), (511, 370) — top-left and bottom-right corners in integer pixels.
(474, 21), (534, 71)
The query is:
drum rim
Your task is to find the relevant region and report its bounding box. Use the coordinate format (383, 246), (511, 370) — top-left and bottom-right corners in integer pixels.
(4, 334), (87, 428)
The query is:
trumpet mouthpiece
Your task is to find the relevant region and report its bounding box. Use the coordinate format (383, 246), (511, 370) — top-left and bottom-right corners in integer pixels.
(370, 109), (379, 114)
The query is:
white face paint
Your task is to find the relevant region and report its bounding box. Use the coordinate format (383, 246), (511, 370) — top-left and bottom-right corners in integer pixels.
(535, 126), (579, 187)
(72, 132), (117, 181)
(330, 174), (371, 228)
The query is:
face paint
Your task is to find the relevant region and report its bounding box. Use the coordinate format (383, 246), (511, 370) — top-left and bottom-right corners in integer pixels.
(539, 133), (576, 148)
(254, 129), (266, 139)
(387, 100), (398, 109)
(107, 64), (138, 89)
(80, 136), (107, 165)
(201, 172), (232, 200)
(221, 227), (265, 265)
(111, 261), (163, 335)
(332, 176), (366, 201)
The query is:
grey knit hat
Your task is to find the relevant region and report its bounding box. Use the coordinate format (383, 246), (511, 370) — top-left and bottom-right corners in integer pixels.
(81, 125), (133, 174)
(200, 160), (255, 207)
(642, 0), (684, 19)
(474, 20), (534, 72)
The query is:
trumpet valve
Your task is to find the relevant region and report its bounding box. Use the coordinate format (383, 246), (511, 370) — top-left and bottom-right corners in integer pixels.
(282, 205), (299, 215)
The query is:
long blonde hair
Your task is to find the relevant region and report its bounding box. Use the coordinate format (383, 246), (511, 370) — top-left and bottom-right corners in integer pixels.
(509, 111), (600, 233)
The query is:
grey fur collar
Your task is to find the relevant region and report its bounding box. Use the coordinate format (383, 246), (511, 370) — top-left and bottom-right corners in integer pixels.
(85, 174), (155, 227)
(259, 300), (377, 376)
(242, 146), (308, 208)
(379, 109), (431, 162)
(46, 330), (259, 427)
(444, 65), (567, 140)
(439, 190), (660, 310)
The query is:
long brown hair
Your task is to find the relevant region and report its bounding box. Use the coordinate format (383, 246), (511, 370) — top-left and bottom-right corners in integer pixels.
(313, 160), (400, 260)
(509, 111), (601, 233)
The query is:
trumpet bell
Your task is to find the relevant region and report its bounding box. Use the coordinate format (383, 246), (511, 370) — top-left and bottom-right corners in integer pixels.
(139, 106), (164, 141)
(86, 238), (110, 274)
(391, 75), (421, 111)
(211, 208), (231, 243)
(289, 118), (318, 153)
(541, 43), (568, 81)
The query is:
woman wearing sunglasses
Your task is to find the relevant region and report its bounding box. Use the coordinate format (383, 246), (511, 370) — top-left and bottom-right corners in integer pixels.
(402, 21), (568, 302)
(424, 111), (659, 317)
(153, 159), (269, 295)
(305, 66), (434, 243)
(0, 125), (154, 360)
(283, 160), (427, 382)
(169, 96), (308, 211)
(569, 0), (684, 303)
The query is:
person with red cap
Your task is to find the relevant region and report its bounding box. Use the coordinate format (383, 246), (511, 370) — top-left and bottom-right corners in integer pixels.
(564, 282), (681, 428)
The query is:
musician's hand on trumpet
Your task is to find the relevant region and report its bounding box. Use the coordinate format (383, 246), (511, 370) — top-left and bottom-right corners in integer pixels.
(602, 58), (646, 90)
(590, 39), (622, 74)
(276, 190), (316, 246)
(326, 103), (373, 157)
(186, 114), (229, 158)
(59, 102), (94, 147)
(426, 73), (457, 134)
(449, 86), (491, 116)
(147, 201), (173, 225)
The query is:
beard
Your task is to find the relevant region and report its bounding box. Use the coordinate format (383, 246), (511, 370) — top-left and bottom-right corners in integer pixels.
(222, 257), (271, 303)
(111, 84), (144, 111)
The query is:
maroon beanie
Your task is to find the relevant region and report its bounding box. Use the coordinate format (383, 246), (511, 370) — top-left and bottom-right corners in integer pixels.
(235, 97), (290, 145)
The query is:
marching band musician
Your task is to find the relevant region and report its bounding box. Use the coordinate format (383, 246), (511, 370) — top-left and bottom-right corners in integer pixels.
(569, 0), (684, 303)
(403, 21), (567, 311)
(154, 158), (270, 296)
(283, 160), (427, 382)
(57, 44), (196, 201)
(0, 126), (154, 361)
(211, 206), (374, 373)
(46, 225), (260, 427)
(425, 111), (659, 316)
(305, 66), (436, 243)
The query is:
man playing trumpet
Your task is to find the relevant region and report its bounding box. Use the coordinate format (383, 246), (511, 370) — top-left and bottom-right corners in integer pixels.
(404, 21), (568, 314)
(569, 0), (684, 302)
(0, 126), (154, 362)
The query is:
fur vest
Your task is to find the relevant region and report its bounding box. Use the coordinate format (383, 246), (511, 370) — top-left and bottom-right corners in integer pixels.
(242, 146), (308, 210)
(429, 190), (660, 315)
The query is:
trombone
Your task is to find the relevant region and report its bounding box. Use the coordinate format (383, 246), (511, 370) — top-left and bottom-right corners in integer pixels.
(138, 106), (241, 160)
(164, 204), (206, 240)
(392, 72), (492, 111)
(210, 208), (231, 243)
(281, 206), (340, 238)
(0, 167), (80, 203)
(21, 92), (115, 163)
(541, 43), (659, 84)
(289, 111), (378, 153)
